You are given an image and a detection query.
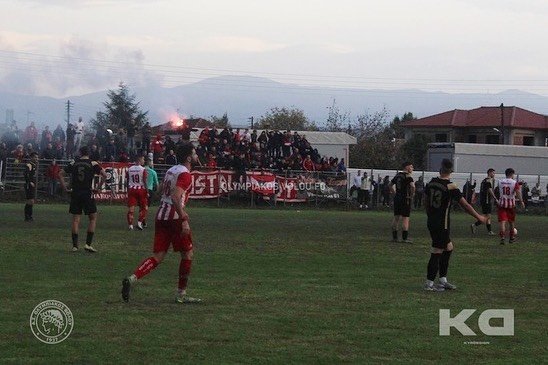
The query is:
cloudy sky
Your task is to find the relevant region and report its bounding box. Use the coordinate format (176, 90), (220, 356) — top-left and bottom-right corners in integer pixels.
(1, 0), (548, 98)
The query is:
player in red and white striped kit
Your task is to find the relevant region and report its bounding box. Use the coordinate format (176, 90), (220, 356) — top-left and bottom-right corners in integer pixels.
(122, 144), (201, 304)
(497, 168), (525, 245)
(126, 155), (148, 230)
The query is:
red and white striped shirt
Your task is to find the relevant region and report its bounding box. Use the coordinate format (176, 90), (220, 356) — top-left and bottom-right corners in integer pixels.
(498, 178), (519, 208)
(156, 165), (192, 221)
(127, 165), (148, 190)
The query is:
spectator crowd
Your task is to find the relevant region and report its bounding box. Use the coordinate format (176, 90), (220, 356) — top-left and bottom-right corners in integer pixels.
(1, 120), (347, 182)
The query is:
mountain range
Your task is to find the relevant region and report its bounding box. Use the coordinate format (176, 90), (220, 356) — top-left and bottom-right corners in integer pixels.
(2, 75), (548, 129)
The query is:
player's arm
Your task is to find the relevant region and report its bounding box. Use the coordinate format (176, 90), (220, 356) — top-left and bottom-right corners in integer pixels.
(515, 183), (525, 208)
(97, 168), (107, 191)
(408, 181), (416, 200)
(171, 186), (190, 235)
(142, 169), (148, 188)
(24, 163), (34, 187)
(487, 187), (499, 205)
(389, 181), (396, 194)
(155, 174), (160, 192)
(172, 172), (191, 234)
(59, 164), (71, 192)
(93, 162), (106, 191)
(423, 191), (429, 209)
(458, 197), (486, 223)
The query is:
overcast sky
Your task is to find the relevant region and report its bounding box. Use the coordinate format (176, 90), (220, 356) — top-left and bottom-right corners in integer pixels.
(1, 0), (548, 98)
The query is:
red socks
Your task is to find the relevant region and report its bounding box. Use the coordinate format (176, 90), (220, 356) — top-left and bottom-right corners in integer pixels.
(127, 211), (134, 225)
(138, 207), (148, 223)
(178, 259), (192, 291)
(133, 257), (192, 290)
(134, 257), (159, 279)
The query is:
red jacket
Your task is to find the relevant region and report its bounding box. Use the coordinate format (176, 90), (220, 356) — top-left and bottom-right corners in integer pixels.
(46, 164), (60, 180)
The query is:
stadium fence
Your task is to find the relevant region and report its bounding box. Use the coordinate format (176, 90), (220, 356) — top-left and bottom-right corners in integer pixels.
(1, 158), (546, 214)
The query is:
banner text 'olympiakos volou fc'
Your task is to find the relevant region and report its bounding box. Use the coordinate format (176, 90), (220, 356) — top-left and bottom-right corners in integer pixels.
(92, 162), (307, 203)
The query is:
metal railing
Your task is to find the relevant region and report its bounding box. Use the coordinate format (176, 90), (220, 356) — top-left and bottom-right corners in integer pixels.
(1, 158), (546, 214)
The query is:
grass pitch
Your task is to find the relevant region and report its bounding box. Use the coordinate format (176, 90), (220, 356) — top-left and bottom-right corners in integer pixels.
(0, 203), (546, 364)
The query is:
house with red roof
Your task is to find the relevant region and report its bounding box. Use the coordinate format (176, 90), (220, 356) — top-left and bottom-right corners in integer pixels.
(403, 106), (548, 146)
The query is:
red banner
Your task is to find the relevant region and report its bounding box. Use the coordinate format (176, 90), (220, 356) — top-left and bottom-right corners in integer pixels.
(92, 163), (306, 203)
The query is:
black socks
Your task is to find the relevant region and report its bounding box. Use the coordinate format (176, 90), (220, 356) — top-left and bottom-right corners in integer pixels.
(439, 250), (453, 278)
(86, 232), (94, 245)
(24, 204), (33, 220)
(427, 253), (442, 281)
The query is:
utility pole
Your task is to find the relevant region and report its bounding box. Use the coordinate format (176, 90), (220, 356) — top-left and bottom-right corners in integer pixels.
(500, 103), (504, 145)
(66, 100), (73, 129)
(248, 116), (254, 129)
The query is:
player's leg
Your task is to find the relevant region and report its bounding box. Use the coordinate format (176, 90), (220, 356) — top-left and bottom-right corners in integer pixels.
(24, 198), (34, 221)
(471, 208), (486, 234)
(127, 205), (135, 230)
(498, 208), (507, 244)
(82, 193), (99, 252)
(438, 242), (456, 290)
(122, 250), (167, 303)
(485, 213), (494, 234)
(401, 213), (411, 243)
(137, 191), (148, 230)
(425, 244), (444, 291)
(122, 221), (170, 302)
(508, 210), (516, 243)
(83, 213), (98, 252)
(391, 213), (400, 242)
(499, 221), (507, 244)
(71, 214), (81, 251)
(174, 225), (201, 303)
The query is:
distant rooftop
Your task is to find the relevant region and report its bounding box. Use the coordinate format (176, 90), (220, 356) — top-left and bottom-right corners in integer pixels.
(404, 106), (548, 130)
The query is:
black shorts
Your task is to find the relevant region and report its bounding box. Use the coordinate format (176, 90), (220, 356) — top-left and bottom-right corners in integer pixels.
(428, 228), (451, 249)
(393, 198), (411, 217)
(69, 190), (97, 215)
(25, 186), (36, 200)
(481, 203), (492, 215)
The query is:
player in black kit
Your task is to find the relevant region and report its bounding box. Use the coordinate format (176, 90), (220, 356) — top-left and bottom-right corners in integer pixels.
(59, 146), (107, 252)
(471, 168), (499, 235)
(23, 152), (39, 222)
(424, 159), (486, 291)
(390, 162), (415, 243)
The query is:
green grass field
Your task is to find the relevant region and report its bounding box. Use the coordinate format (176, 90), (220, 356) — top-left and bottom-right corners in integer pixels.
(0, 203), (546, 364)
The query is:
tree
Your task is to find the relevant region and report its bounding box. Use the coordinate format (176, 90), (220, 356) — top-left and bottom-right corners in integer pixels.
(256, 107), (317, 131)
(325, 99), (350, 132)
(348, 108), (399, 168)
(397, 134), (432, 170)
(91, 82), (148, 132)
(390, 112), (416, 139)
(210, 112), (230, 128)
